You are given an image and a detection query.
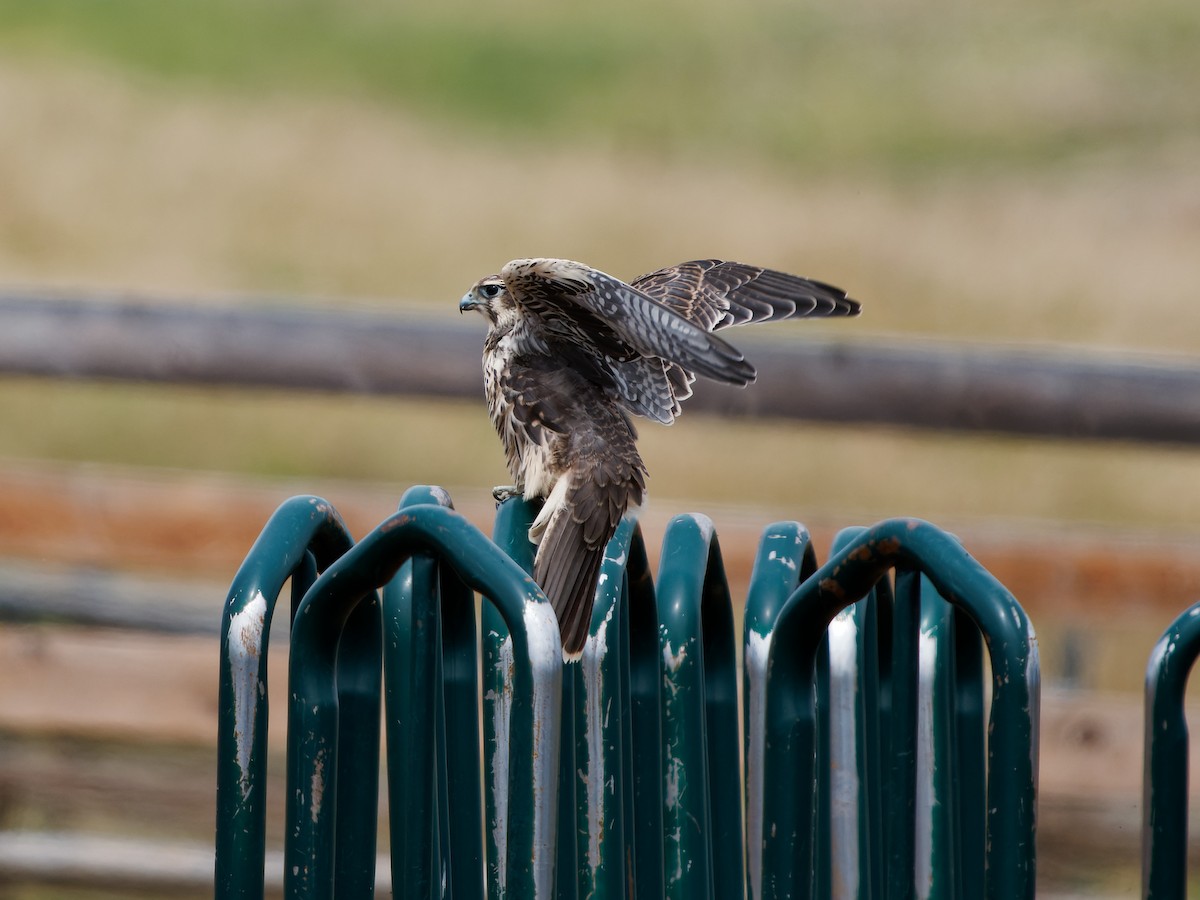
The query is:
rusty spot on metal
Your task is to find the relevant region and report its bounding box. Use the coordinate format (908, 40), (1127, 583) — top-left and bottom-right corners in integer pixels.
(874, 536), (902, 558)
(380, 512), (414, 532)
(820, 577), (847, 601)
(847, 544), (874, 562)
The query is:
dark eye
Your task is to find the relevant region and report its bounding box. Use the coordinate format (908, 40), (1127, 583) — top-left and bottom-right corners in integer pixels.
(480, 283), (502, 299)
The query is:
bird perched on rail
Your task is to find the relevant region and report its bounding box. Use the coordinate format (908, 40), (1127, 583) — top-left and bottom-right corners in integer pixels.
(460, 257), (860, 657)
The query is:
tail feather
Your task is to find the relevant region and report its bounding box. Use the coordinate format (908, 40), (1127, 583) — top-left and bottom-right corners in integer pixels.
(532, 452), (643, 657)
(535, 522), (607, 657)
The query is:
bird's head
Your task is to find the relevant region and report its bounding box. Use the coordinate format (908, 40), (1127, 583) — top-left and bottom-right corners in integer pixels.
(459, 275), (510, 325)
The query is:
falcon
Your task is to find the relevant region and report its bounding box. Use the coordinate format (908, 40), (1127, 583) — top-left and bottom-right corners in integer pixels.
(460, 258), (860, 657)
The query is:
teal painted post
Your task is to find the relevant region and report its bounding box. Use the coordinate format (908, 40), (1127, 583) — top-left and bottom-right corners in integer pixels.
(438, 532), (485, 899)
(558, 673), (579, 900)
(331, 592), (383, 899)
(950, 599), (986, 898)
(886, 570), (922, 900)
(908, 578), (956, 900)
(281, 582), (381, 900)
(917, 586), (954, 900)
(482, 498), (565, 899)
(864, 577), (893, 900)
(915, 578), (986, 900)
(573, 516), (641, 900)
(743, 522), (817, 900)
(286, 505), (562, 900)
(1143, 599), (1200, 899)
(289, 550), (317, 623)
(381, 486), (470, 898)
(864, 577), (895, 900)
(216, 496), (354, 900)
(626, 528), (665, 900)
(823, 525), (890, 900)
(657, 513), (745, 900)
(761, 519), (1039, 900)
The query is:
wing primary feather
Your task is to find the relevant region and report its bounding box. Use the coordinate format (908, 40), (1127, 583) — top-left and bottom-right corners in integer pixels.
(632, 259), (861, 332)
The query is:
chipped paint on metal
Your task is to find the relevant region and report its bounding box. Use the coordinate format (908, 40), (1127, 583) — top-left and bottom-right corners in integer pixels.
(685, 513), (716, 544)
(1024, 628), (1042, 777)
(826, 611), (860, 899)
(310, 746), (326, 824)
(662, 639), (688, 674)
(664, 754), (681, 809)
(524, 598), (564, 900)
(428, 485), (454, 507)
(486, 632), (514, 893)
(915, 627), (939, 900)
(227, 589), (268, 800)
(663, 756), (685, 885)
(582, 600), (616, 869)
(744, 628), (771, 900)
(765, 549), (797, 571)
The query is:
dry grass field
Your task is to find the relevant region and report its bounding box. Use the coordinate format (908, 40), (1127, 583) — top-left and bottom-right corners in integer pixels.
(1, 54), (1198, 533)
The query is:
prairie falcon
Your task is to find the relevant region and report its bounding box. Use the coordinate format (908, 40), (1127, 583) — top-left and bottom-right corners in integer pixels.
(460, 258), (860, 656)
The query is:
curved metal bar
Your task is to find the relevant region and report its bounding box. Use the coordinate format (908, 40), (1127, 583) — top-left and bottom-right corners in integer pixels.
(381, 485), (472, 899)
(216, 495), (353, 900)
(283, 503), (562, 900)
(827, 526), (887, 900)
(573, 516), (651, 900)
(1143, 599), (1200, 899)
(436, 518), (486, 900)
(886, 568), (922, 898)
(656, 513), (746, 900)
(763, 518), (1039, 900)
(330, 590), (383, 900)
(743, 522), (817, 900)
(814, 526), (877, 900)
(918, 575), (986, 900)
(484, 498), (541, 899)
(625, 522), (666, 900)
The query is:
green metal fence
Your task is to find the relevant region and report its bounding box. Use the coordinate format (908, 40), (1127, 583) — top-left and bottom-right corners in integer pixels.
(750, 521), (1037, 900)
(215, 488), (1040, 899)
(1143, 598), (1200, 900)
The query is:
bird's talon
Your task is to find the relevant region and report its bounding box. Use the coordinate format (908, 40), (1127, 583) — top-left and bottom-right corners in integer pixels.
(492, 485), (522, 505)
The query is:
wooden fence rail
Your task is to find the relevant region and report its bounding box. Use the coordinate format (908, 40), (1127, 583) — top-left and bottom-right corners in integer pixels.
(2, 291), (1199, 445)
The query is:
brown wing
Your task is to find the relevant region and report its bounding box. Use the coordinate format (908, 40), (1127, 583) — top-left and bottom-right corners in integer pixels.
(631, 259), (860, 332)
(500, 257), (756, 386)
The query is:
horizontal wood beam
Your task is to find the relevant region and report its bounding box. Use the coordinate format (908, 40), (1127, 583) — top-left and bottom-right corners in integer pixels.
(3, 291), (1199, 445)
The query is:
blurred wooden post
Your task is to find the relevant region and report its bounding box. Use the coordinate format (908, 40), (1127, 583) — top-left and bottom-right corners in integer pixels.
(2, 292), (1200, 444)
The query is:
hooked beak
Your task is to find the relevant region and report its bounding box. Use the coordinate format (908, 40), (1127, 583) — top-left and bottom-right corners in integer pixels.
(459, 293), (480, 314)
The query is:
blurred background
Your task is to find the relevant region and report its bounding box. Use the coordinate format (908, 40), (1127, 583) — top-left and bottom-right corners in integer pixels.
(0, 0), (1198, 896)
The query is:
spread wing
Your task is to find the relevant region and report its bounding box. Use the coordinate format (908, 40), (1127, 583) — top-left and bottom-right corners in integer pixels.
(631, 259), (860, 331)
(498, 256), (860, 426)
(500, 258), (756, 387)
(628, 259), (861, 408)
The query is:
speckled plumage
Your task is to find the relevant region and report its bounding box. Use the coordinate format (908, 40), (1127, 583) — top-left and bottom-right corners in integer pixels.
(460, 257), (860, 656)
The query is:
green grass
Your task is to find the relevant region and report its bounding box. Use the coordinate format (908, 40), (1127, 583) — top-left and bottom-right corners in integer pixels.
(0, 0), (1196, 176)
